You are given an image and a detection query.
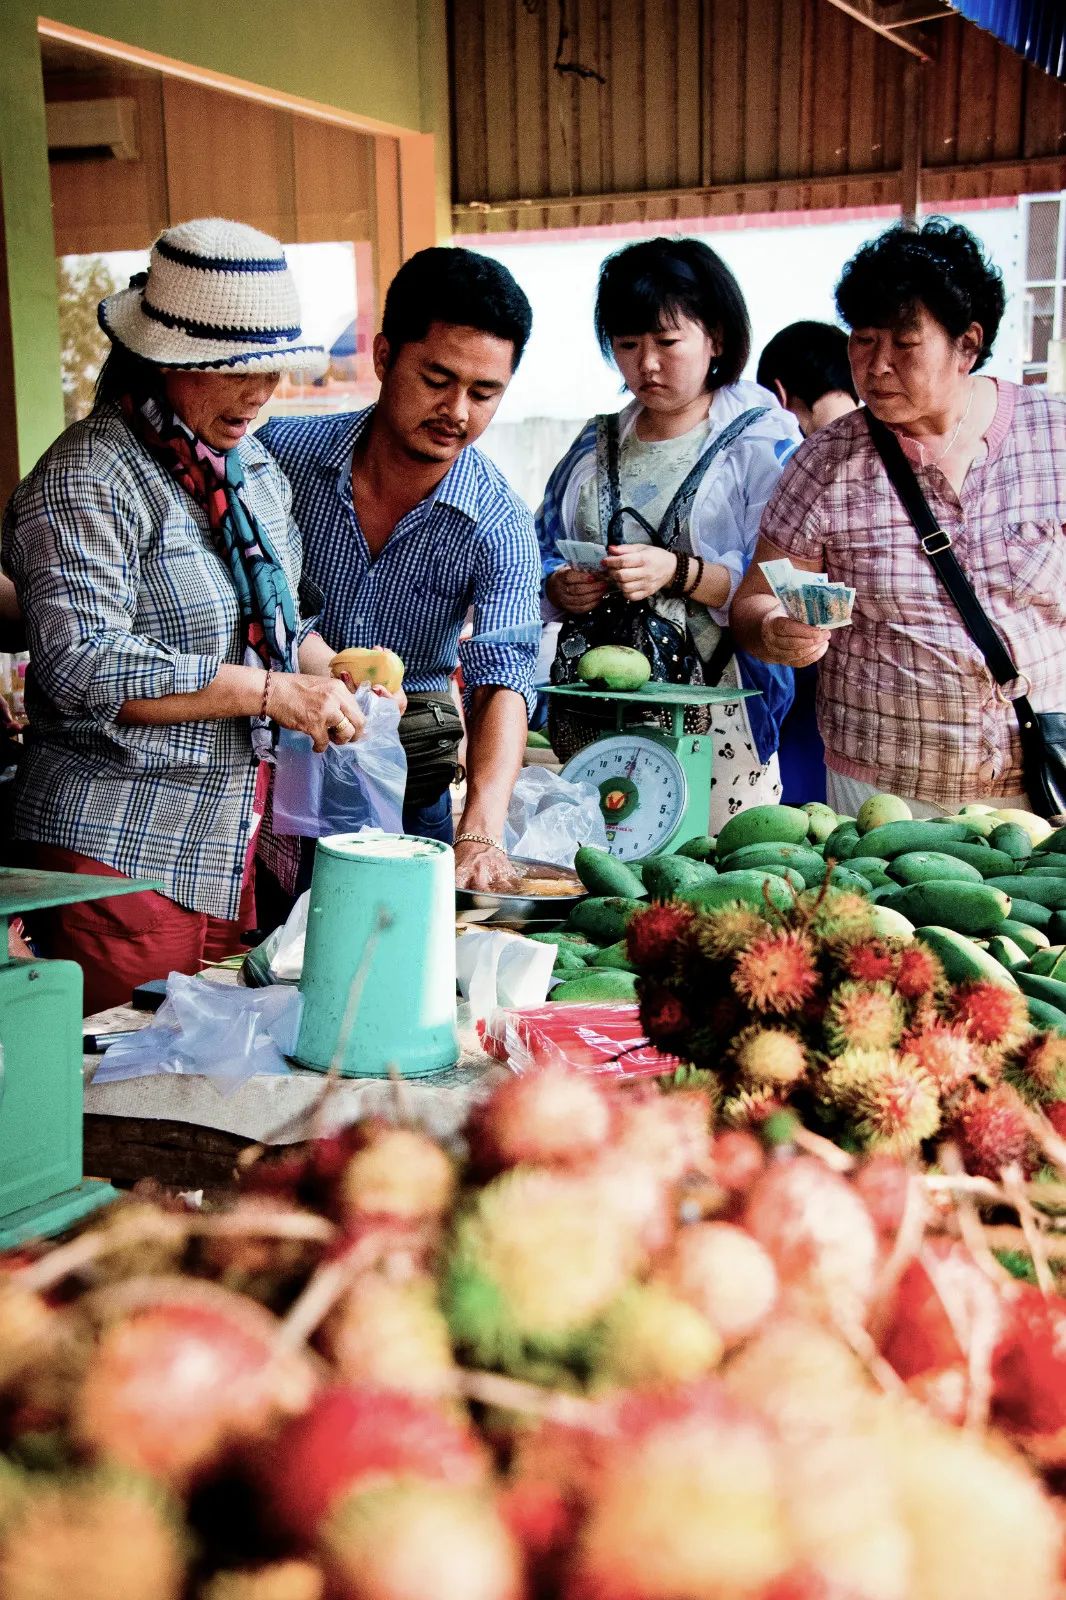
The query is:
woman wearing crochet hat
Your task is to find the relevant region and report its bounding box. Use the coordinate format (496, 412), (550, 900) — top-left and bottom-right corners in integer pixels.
(2, 217), (369, 1013)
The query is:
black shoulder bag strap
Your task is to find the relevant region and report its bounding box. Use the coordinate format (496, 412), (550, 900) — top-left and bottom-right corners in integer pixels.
(864, 407), (1065, 815)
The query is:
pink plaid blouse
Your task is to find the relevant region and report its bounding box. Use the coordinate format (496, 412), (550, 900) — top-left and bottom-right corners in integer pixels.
(760, 382), (1066, 806)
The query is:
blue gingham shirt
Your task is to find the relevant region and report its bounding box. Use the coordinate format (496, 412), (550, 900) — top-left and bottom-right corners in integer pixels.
(2, 403), (312, 919)
(257, 407), (540, 716)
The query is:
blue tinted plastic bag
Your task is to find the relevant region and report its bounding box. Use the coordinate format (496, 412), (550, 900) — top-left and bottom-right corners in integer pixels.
(272, 686), (407, 837)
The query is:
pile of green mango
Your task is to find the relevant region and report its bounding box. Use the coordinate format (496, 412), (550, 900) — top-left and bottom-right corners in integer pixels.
(533, 795), (1066, 1033)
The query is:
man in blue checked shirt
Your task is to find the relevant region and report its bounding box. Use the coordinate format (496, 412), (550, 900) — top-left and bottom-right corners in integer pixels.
(258, 248), (540, 892)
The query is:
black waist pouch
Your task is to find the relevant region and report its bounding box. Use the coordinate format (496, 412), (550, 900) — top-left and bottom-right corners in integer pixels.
(399, 691), (464, 808)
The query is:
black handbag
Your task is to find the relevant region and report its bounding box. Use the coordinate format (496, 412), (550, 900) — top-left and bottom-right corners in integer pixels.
(866, 409), (1066, 820)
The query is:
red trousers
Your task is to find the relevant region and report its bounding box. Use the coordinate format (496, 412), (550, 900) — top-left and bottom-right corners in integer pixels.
(23, 844), (255, 1017)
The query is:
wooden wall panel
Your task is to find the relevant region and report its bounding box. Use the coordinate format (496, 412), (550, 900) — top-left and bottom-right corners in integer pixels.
(450, 0), (1066, 232)
(161, 80), (296, 240)
(48, 73), (169, 255)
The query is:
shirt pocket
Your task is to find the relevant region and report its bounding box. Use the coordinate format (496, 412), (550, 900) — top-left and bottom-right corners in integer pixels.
(1003, 520), (1066, 611)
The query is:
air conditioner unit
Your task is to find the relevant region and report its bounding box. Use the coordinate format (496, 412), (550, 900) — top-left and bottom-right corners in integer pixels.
(46, 97), (139, 162)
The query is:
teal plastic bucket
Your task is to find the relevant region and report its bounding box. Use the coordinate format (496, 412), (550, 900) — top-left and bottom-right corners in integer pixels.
(295, 833), (459, 1078)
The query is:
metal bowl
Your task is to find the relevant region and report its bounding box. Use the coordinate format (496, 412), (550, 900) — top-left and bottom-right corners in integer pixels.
(455, 885), (586, 932)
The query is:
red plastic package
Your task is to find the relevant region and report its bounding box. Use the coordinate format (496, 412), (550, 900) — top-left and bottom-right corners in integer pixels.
(477, 1003), (680, 1078)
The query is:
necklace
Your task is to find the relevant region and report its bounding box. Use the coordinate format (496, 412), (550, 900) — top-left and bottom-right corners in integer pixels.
(900, 381), (975, 469)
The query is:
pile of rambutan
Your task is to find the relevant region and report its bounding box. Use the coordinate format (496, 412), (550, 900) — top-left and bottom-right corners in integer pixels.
(627, 885), (1065, 1173)
(3, 1059), (1066, 1597)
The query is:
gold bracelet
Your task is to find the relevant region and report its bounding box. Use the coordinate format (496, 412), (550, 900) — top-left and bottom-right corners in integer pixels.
(454, 831), (503, 850)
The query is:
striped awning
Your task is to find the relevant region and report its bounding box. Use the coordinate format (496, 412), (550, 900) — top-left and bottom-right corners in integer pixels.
(949, 0), (1065, 79)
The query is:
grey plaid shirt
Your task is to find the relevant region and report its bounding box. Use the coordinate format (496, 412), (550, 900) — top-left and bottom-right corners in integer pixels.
(2, 403), (311, 919)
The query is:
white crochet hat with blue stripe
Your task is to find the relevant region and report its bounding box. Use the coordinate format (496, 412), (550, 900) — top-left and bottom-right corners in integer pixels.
(98, 217), (327, 375)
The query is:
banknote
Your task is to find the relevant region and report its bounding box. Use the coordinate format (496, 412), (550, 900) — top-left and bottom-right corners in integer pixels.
(557, 539), (608, 572)
(760, 558), (855, 629)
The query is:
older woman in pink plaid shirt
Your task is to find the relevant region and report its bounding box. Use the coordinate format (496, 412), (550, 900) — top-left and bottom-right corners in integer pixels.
(731, 219), (1066, 816)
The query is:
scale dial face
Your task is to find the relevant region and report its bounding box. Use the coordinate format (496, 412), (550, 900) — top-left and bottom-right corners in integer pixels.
(561, 734), (688, 861)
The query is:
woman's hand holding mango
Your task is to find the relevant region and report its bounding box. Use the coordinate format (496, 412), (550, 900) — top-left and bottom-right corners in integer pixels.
(268, 673), (365, 752)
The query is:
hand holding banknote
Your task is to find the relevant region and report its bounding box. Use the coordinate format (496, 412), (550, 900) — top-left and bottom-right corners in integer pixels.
(761, 612), (832, 668)
(756, 556), (854, 666)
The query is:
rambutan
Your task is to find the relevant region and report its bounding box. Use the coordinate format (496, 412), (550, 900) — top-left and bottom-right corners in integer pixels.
(612, 1087), (712, 1186)
(902, 1021), (989, 1097)
(465, 1066), (613, 1175)
(625, 902), (695, 970)
(0, 1471), (187, 1600)
(710, 1129), (766, 1192)
(335, 1125), (457, 1226)
(878, 1240), (1008, 1392)
(852, 1154), (927, 1239)
(201, 1562), (325, 1600)
(948, 980), (1031, 1053)
(842, 939), (897, 984)
(590, 1282), (723, 1389)
(659, 1221), (778, 1347)
(732, 930), (819, 1014)
(777, 1431), (911, 1600)
(822, 1049), (940, 1156)
(894, 943), (946, 1002)
(992, 1283), (1066, 1463)
(693, 903), (768, 960)
(320, 1273), (455, 1397)
(320, 1482), (524, 1600)
(264, 1386), (487, 1545)
(723, 1317), (873, 1435)
(638, 981), (690, 1042)
(720, 1085), (783, 1129)
(952, 1084), (1039, 1180)
(1006, 1031), (1066, 1104)
(444, 1168), (636, 1368)
(796, 887), (876, 946)
(823, 982), (905, 1055)
(565, 1384), (791, 1600)
(742, 1157), (880, 1327)
(733, 1026), (808, 1088)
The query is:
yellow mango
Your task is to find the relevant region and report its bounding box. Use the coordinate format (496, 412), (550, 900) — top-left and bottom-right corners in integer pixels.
(330, 647), (405, 695)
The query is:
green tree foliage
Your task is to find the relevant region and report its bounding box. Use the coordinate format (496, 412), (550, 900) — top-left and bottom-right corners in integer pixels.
(57, 256), (120, 426)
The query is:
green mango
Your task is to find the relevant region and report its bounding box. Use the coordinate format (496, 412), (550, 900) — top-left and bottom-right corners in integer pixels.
(715, 805), (810, 857)
(574, 846), (647, 900)
(988, 822), (1033, 860)
(577, 646), (651, 691)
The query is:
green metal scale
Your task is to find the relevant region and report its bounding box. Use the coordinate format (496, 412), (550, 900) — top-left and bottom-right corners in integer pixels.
(0, 867), (161, 1247)
(543, 682), (754, 862)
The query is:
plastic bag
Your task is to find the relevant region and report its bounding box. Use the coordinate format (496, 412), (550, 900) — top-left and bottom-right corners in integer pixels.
(456, 929), (556, 1021)
(272, 685), (407, 837)
(478, 1003), (679, 1078)
(502, 765), (608, 867)
(92, 972), (302, 1095)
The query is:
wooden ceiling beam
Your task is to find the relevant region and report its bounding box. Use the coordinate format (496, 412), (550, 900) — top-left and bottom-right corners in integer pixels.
(822, 0), (948, 61)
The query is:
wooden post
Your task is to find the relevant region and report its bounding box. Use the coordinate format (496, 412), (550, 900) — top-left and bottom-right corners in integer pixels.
(900, 57), (924, 225)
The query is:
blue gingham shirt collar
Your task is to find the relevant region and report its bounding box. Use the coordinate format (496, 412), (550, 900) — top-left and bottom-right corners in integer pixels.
(308, 405), (482, 524)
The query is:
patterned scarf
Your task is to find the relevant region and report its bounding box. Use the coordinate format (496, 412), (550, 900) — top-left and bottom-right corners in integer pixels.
(121, 393), (299, 758)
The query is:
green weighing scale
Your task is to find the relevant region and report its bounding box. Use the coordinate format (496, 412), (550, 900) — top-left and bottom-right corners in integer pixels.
(0, 866), (162, 1247)
(543, 682), (755, 861)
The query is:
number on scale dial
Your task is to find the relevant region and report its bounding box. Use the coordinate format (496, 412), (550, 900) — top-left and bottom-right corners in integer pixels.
(560, 734), (689, 861)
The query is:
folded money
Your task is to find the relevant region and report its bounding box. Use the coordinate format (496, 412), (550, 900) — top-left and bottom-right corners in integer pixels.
(760, 558), (855, 630)
(557, 539), (607, 572)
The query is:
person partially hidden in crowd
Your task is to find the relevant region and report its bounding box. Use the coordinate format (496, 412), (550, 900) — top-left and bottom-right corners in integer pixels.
(756, 319), (859, 438)
(732, 218), (1066, 818)
(755, 320), (860, 805)
(257, 247), (540, 905)
(2, 218), (371, 1012)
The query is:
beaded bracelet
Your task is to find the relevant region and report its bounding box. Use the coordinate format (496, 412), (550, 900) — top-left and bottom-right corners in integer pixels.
(666, 551), (691, 597)
(686, 556), (706, 597)
(454, 831), (504, 850)
(259, 668), (274, 720)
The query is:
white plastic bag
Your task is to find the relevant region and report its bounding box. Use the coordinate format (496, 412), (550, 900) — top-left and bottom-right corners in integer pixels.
(503, 765), (608, 867)
(92, 972), (302, 1095)
(273, 686), (407, 837)
(455, 929), (556, 1021)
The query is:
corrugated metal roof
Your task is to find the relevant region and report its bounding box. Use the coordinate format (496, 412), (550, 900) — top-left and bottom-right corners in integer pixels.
(949, 0), (1065, 80)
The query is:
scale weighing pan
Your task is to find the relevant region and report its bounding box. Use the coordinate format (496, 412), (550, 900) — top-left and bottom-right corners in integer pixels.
(542, 681), (757, 862)
(456, 860), (584, 931)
